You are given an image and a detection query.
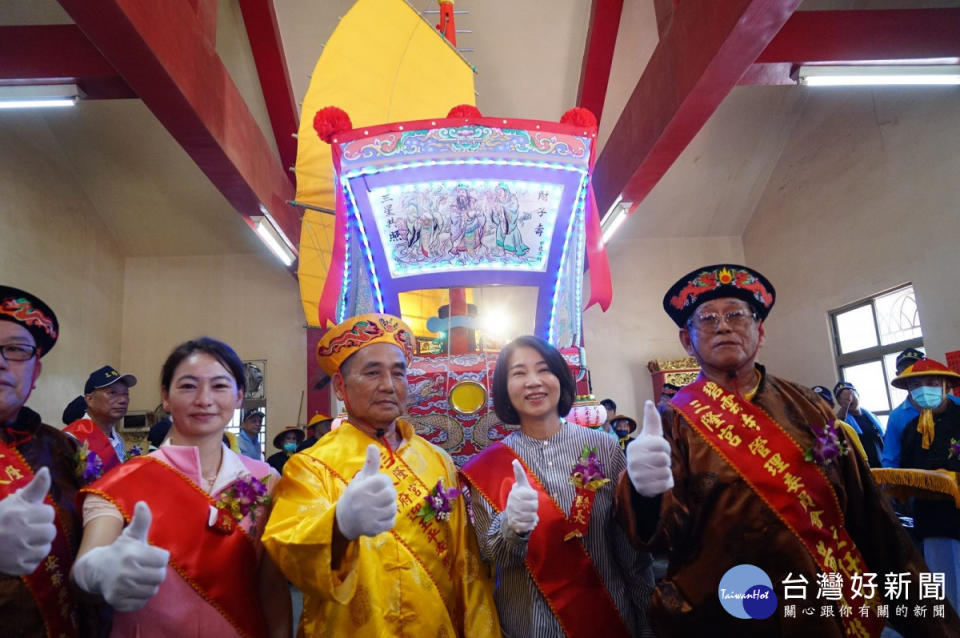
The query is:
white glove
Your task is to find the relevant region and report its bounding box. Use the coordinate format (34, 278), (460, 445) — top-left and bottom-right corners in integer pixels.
(0, 467), (56, 576)
(627, 400), (675, 497)
(335, 444), (397, 540)
(73, 501), (170, 612)
(504, 459), (539, 535)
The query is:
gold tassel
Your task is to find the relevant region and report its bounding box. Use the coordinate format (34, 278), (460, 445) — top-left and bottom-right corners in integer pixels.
(871, 468), (960, 508)
(918, 409), (935, 450)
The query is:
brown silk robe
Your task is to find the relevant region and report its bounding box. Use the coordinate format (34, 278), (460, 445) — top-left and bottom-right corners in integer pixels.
(615, 366), (960, 637)
(0, 407), (105, 638)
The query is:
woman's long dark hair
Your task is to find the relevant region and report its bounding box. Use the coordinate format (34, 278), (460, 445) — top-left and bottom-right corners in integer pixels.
(492, 335), (576, 425)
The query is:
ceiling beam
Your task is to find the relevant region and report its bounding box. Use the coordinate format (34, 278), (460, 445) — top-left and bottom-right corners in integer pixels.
(757, 8), (960, 64)
(56, 0), (300, 257)
(741, 8), (960, 85)
(0, 25), (134, 99)
(576, 0), (624, 124)
(238, 0), (299, 179)
(593, 0), (802, 216)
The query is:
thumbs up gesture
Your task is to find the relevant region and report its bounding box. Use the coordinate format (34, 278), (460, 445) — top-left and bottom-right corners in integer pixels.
(0, 467), (57, 575)
(335, 444), (397, 540)
(73, 501), (170, 612)
(504, 460), (539, 535)
(627, 400), (675, 497)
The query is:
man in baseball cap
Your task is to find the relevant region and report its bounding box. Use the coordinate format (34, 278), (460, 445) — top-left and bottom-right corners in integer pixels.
(65, 365), (138, 472)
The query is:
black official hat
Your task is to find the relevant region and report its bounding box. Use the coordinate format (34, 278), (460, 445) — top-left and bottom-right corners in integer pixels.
(242, 409), (265, 422)
(84, 365), (138, 394)
(0, 285), (59, 357)
(663, 264), (775, 327)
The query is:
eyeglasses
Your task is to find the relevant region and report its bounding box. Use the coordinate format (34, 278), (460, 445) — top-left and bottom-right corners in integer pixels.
(688, 309), (757, 333)
(0, 344), (39, 362)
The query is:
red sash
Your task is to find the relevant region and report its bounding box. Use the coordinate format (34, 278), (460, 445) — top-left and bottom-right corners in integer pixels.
(461, 442), (631, 638)
(672, 376), (885, 637)
(65, 419), (121, 472)
(0, 441), (79, 638)
(81, 457), (267, 638)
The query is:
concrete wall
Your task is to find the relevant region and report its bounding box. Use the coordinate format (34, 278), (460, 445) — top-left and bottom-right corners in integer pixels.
(0, 113), (125, 426)
(120, 254), (307, 444)
(744, 88), (960, 389)
(583, 236), (745, 420)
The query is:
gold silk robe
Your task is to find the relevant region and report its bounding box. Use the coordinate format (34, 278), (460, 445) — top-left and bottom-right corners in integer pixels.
(263, 419), (501, 638)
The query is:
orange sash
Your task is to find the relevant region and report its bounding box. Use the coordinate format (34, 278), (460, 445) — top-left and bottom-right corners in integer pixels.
(672, 376), (885, 637)
(81, 456), (267, 638)
(64, 419), (121, 473)
(0, 440), (79, 638)
(460, 442), (631, 638)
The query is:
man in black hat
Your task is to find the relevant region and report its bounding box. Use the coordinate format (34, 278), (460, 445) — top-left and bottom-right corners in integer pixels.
(615, 265), (956, 636)
(267, 426), (305, 475)
(833, 381), (885, 468)
(64, 365), (138, 472)
(0, 285), (101, 636)
(883, 348), (960, 467)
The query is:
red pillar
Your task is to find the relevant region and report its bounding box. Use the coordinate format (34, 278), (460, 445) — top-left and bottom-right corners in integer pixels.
(449, 288), (468, 355)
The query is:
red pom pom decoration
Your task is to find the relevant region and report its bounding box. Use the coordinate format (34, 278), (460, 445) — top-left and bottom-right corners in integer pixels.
(447, 104), (483, 119)
(560, 107), (598, 130)
(313, 106), (352, 144)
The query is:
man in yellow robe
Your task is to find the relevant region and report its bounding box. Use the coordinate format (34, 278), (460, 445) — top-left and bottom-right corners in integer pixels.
(263, 313), (501, 637)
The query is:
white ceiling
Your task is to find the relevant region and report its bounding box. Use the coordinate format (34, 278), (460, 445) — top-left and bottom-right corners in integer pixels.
(1, 0), (958, 257)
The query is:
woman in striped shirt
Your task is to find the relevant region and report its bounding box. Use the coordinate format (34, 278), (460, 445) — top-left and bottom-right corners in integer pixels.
(461, 336), (654, 638)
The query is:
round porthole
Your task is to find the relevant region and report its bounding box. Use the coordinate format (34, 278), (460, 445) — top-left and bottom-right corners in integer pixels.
(448, 380), (487, 415)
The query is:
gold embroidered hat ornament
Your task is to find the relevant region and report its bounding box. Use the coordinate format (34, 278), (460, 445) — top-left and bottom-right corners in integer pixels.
(662, 264), (775, 327)
(0, 285), (59, 356)
(316, 313), (416, 377)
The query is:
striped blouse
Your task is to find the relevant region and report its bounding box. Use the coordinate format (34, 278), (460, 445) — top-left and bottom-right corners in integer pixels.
(468, 420), (655, 638)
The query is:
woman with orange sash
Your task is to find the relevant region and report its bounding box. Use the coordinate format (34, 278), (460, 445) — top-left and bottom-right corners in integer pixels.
(461, 335), (654, 638)
(70, 337), (291, 638)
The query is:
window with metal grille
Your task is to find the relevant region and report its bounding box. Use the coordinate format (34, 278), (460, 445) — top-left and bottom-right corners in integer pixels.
(830, 284), (924, 428)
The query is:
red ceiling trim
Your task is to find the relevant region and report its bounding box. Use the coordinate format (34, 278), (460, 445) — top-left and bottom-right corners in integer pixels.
(576, 0), (624, 125)
(757, 9), (960, 64)
(0, 25), (134, 99)
(56, 0), (300, 256)
(237, 0), (299, 178)
(592, 0), (802, 216)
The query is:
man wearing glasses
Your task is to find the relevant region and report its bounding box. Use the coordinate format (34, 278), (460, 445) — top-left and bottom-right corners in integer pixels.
(0, 285), (100, 636)
(615, 265), (957, 636)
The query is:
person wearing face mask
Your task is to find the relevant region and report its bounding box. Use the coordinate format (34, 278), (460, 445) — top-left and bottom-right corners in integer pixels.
(882, 349), (960, 468)
(266, 427), (304, 475)
(889, 358), (960, 612)
(262, 314), (500, 638)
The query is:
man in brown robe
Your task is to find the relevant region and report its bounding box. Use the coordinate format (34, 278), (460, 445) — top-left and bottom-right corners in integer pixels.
(0, 285), (104, 637)
(617, 265), (958, 636)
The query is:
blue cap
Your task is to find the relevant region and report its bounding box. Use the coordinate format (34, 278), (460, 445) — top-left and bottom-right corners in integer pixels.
(84, 365), (138, 394)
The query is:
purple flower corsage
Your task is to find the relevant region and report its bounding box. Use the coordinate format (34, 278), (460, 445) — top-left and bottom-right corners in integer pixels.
(804, 420), (849, 466)
(417, 480), (460, 523)
(74, 441), (103, 483)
